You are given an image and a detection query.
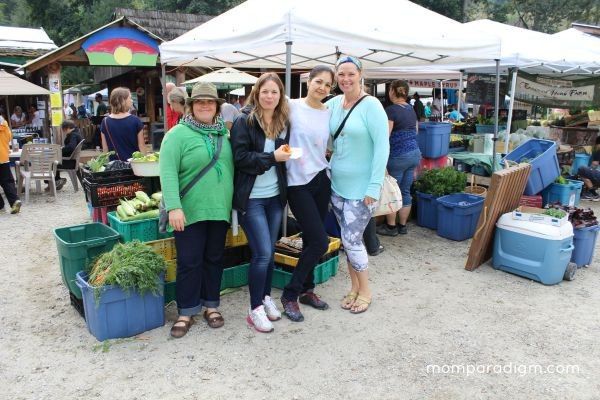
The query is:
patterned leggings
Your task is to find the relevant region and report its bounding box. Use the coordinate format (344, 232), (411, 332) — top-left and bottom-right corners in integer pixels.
(330, 192), (375, 272)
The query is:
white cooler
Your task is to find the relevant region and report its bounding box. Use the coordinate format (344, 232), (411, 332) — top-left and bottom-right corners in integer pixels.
(493, 212), (574, 285)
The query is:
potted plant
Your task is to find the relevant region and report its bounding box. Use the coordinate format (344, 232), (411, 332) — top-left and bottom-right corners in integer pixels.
(414, 167), (467, 229)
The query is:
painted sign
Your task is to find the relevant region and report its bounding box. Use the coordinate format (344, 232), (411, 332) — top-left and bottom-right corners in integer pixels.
(516, 76), (594, 102)
(81, 27), (159, 66)
(407, 80), (460, 89)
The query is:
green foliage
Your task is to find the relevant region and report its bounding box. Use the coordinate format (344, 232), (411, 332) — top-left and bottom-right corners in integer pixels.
(88, 241), (166, 302)
(414, 167), (467, 197)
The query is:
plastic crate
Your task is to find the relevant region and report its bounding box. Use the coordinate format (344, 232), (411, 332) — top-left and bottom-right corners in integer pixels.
(415, 191), (438, 229)
(76, 271), (165, 341)
(436, 193), (484, 241)
(272, 255), (339, 289)
(83, 178), (150, 207)
(571, 225), (600, 267)
(223, 245), (252, 268)
(541, 179), (584, 207)
(417, 122), (451, 158)
(225, 227), (248, 248)
(70, 292), (85, 319)
(164, 281), (176, 304)
(107, 211), (167, 242)
(221, 263), (250, 290)
(165, 260), (176, 282)
(570, 153), (591, 175)
(54, 223), (121, 299)
(81, 166), (135, 184)
(146, 238), (177, 261)
(502, 139), (560, 196)
(274, 235), (341, 267)
(415, 155), (449, 177)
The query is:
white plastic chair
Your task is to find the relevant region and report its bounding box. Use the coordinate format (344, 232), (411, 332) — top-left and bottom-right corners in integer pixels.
(57, 139), (85, 192)
(15, 143), (61, 203)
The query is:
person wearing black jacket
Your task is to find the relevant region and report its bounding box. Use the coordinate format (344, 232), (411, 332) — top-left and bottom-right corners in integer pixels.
(54, 120), (83, 190)
(230, 72), (291, 333)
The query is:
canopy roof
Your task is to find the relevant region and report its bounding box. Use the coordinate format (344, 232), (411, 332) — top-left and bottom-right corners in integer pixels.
(0, 69), (50, 95)
(160, 0), (501, 69)
(183, 67), (258, 85)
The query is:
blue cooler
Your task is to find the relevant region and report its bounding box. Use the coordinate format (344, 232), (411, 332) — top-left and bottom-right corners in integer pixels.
(493, 213), (574, 285)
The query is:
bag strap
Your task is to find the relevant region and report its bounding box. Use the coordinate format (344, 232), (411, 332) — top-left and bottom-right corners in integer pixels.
(102, 118), (121, 161)
(333, 95), (368, 142)
(179, 135), (223, 199)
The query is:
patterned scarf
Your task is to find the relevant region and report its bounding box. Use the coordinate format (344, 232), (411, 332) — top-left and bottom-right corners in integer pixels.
(181, 114), (228, 180)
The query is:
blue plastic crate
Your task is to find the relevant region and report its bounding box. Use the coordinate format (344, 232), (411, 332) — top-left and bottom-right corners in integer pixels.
(76, 272), (165, 341)
(570, 153), (591, 175)
(436, 193), (484, 241)
(417, 122), (451, 158)
(571, 225), (600, 267)
(502, 139), (560, 195)
(541, 179), (584, 207)
(415, 191), (438, 229)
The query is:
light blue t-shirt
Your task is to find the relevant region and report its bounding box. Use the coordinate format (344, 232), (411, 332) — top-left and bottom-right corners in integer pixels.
(250, 138), (280, 199)
(326, 95), (389, 200)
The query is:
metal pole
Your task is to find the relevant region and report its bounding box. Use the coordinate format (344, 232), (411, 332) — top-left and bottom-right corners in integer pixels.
(505, 68), (518, 154)
(282, 41), (293, 237)
(458, 70), (464, 115)
(493, 59), (500, 172)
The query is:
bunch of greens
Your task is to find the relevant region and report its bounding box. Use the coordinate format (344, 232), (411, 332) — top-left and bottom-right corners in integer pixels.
(88, 241), (166, 302)
(86, 151), (115, 172)
(131, 151), (159, 162)
(414, 167), (467, 197)
(543, 208), (567, 219)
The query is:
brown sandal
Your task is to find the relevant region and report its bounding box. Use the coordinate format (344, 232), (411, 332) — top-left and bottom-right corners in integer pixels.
(203, 310), (225, 328)
(170, 316), (195, 338)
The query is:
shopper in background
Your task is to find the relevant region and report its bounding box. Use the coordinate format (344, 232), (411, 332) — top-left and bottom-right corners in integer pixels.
(95, 93), (108, 117)
(579, 136), (600, 201)
(220, 101), (240, 130)
(281, 65), (334, 322)
(160, 82), (234, 338)
(377, 80), (421, 237)
(27, 105), (43, 132)
(0, 114), (21, 214)
(52, 120), (83, 191)
(230, 72), (291, 333)
(429, 90), (442, 122)
(326, 55), (389, 314)
(166, 86), (188, 131)
(100, 87), (145, 161)
(412, 93), (425, 122)
(10, 106), (27, 128)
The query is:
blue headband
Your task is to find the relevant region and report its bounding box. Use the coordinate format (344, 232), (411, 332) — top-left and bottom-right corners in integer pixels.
(336, 55), (362, 70)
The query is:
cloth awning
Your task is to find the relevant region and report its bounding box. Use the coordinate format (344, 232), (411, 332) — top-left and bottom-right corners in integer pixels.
(0, 69), (50, 95)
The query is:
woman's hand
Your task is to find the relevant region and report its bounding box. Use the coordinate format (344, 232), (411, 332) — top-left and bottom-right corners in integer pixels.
(274, 145), (292, 162)
(169, 208), (186, 231)
(364, 196), (377, 206)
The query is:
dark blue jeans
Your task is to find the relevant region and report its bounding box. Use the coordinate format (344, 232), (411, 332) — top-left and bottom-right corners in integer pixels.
(239, 196), (283, 309)
(283, 169), (331, 301)
(173, 220), (229, 316)
(387, 148), (421, 207)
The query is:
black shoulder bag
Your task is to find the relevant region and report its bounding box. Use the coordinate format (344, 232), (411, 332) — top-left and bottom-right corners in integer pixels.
(332, 95), (368, 141)
(158, 135), (224, 233)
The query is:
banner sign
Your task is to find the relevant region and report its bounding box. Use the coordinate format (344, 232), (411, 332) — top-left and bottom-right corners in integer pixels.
(406, 79), (460, 89)
(512, 71), (600, 107)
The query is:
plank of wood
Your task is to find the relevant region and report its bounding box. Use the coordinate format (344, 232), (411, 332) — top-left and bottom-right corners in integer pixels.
(465, 163), (531, 271)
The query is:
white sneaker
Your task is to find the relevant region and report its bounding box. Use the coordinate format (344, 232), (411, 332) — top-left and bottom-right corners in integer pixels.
(263, 295), (282, 321)
(246, 305), (274, 333)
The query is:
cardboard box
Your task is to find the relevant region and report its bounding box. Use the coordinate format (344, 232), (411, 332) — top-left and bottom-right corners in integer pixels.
(512, 206), (569, 227)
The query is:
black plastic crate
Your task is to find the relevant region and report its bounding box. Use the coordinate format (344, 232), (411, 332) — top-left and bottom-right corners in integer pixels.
(83, 177), (150, 207)
(81, 166), (136, 184)
(70, 292), (85, 319)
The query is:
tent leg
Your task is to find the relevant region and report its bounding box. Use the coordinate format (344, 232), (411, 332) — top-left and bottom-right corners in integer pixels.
(282, 41), (293, 237)
(162, 63), (168, 133)
(492, 59), (500, 173)
(505, 68), (518, 154)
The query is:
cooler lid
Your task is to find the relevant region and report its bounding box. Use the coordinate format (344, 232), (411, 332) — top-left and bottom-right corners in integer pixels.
(496, 212), (573, 240)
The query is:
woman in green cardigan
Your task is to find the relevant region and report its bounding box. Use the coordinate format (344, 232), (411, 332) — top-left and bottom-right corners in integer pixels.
(159, 82), (234, 338)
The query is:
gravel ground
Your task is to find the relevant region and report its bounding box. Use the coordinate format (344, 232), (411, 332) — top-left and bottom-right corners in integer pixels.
(1, 183), (599, 400)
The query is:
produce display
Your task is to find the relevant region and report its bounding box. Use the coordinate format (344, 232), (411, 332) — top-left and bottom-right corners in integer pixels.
(543, 208), (567, 219)
(547, 203), (598, 228)
(116, 191), (162, 221)
(131, 151), (159, 162)
(554, 176), (568, 185)
(86, 151), (115, 172)
(414, 167), (467, 197)
(88, 240), (166, 300)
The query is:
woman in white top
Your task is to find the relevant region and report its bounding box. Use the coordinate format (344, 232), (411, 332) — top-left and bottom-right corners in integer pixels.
(280, 65), (334, 322)
(10, 106), (27, 128)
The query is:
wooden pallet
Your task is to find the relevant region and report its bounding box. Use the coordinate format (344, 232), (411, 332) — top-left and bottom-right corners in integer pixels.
(465, 163), (531, 271)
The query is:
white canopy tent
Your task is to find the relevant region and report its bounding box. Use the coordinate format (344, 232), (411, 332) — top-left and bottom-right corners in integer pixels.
(182, 67), (258, 85)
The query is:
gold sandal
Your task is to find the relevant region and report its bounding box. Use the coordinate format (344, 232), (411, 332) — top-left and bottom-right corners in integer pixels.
(341, 291), (358, 310)
(350, 295), (371, 314)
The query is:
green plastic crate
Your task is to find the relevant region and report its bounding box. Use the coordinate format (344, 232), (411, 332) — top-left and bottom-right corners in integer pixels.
(54, 223), (121, 299)
(272, 256), (339, 289)
(163, 263), (250, 305)
(107, 211), (167, 242)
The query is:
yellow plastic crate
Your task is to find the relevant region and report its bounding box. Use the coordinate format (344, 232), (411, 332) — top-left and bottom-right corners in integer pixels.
(146, 238), (176, 261)
(274, 235), (341, 267)
(225, 227), (248, 248)
(165, 260), (176, 282)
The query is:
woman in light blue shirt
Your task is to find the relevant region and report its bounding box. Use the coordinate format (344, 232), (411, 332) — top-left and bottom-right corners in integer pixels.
(327, 56), (389, 314)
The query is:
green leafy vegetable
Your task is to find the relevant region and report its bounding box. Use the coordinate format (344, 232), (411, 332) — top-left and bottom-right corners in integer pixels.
(554, 176), (567, 185)
(414, 167), (467, 197)
(543, 209), (567, 219)
(86, 151), (115, 172)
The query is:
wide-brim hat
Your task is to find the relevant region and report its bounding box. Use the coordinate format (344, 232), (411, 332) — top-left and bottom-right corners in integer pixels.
(186, 82), (225, 105)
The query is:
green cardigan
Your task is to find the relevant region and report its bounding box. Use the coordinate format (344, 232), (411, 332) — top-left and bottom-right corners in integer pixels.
(159, 121), (234, 231)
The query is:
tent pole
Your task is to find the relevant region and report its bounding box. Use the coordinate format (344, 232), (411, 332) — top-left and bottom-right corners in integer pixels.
(161, 63), (168, 133)
(492, 59), (500, 173)
(458, 70), (464, 114)
(282, 41), (293, 237)
(505, 68), (518, 154)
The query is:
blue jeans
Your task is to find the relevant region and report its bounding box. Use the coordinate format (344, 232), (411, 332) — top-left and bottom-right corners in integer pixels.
(387, 149), (421, 207)
(239, 196), (283, 309)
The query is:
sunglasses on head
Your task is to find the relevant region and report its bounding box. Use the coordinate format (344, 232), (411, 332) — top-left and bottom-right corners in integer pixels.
(336, 56), (362, 70)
